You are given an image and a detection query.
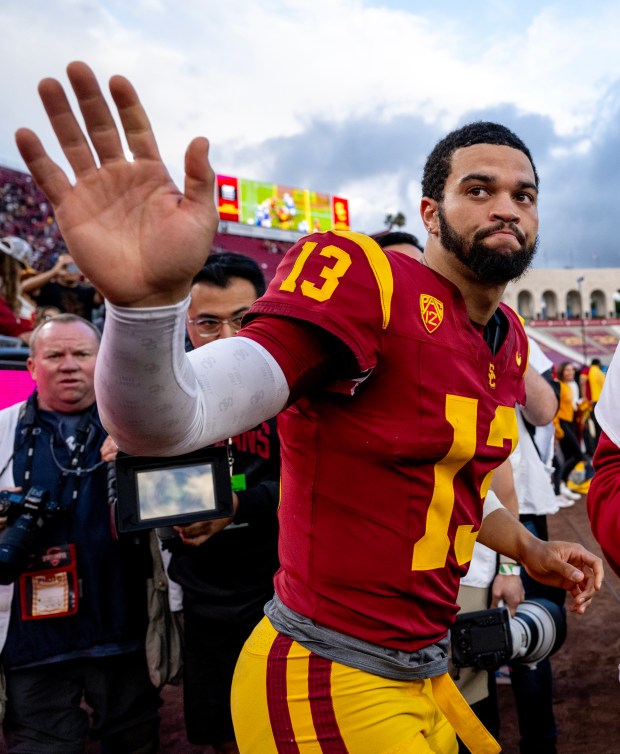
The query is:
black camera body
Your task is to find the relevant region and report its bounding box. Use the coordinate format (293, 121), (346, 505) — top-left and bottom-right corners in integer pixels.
(452, 605), (512, 670)
(451, 598), (566, 670)
(0, 487), (61, 584)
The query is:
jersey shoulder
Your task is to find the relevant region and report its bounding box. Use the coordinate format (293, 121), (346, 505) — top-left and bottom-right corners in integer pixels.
(249, 231), (395, 371)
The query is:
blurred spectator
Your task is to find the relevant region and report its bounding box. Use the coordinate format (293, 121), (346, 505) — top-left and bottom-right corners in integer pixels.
(21, 253), (103, 322)
(0, 314), (160, 752)
(0, 236), (34, 344)
(33, 305), (61, 328)
(553, 362), (583, 504)
(371, 230), (424, 259)
(579, 358), (606, 455)
(168, 252), (280, 754)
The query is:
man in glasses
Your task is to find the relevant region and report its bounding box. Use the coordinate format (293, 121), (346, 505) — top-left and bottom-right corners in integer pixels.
(169, 252), (280, 754)
(185, 253), (262, 344)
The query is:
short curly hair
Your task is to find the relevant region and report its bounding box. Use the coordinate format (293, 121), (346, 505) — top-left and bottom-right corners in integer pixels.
(421, 122), (539, 202)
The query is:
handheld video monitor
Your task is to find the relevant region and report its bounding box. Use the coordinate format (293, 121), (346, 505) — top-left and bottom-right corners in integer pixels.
(114, 447), (233, 532)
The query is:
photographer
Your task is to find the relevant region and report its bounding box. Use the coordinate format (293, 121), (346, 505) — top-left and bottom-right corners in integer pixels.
(166, 253), (280, 754)
(0, 314), (159, 753)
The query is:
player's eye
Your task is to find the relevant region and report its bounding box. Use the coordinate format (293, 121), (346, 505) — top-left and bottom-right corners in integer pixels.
(468, 186), (490, 198)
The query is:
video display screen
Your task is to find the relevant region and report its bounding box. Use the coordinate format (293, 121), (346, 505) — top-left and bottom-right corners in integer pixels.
(217, 174), (350, 233)
(135, 462), (217, 522)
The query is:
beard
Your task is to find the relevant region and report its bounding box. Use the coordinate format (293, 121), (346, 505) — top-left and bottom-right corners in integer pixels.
(437, 205), (538, 284)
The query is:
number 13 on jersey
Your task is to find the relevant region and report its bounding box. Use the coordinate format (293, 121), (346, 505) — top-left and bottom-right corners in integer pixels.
(280, 241), (351, 302)
(411, 394), (518, 571)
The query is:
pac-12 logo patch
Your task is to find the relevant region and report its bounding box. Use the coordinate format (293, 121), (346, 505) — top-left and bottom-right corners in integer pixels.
(420, 294), (444, 333)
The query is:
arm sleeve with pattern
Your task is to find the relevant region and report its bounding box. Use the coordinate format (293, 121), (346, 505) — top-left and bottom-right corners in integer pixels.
(95, 298), (290, 456)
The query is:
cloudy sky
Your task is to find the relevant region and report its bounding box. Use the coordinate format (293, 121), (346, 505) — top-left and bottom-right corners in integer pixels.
(3, 0), (620, 268)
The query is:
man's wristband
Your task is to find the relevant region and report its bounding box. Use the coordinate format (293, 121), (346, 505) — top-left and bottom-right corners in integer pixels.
(498, 563), (522, 576)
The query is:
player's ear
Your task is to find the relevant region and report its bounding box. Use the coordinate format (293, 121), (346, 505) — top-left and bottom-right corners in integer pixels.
(420, 198), (438, 235)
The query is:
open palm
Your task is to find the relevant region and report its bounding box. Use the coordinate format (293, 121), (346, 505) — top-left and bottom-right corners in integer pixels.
(15, 62), (218, 307)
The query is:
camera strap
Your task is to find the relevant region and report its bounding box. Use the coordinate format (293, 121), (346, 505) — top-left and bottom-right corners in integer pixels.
(19, 399), (103, 516)
(50, 410), (102, 510)
(12, 398), (106, 553)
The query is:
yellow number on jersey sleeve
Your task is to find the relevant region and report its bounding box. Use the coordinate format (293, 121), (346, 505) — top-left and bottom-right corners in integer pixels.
(278, 232), (394, 328)
(279, 242), (351, 302)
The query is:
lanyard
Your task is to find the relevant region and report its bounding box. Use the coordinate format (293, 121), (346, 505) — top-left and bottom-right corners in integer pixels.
(19, 396), (104, 513)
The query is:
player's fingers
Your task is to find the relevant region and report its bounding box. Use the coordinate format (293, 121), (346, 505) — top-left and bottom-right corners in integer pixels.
(109, 74), (162, 162)
(15, 128), (73, 208)
(67, 61), (126, 166)
(547, 556), (586, 588)
(568, 586), (594, 614)
(581, 552), (605, 591)
(183, 137), (216, 208)
(37, 75), (99, 178)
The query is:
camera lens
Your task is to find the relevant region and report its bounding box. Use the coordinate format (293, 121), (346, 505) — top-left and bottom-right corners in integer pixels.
(509, 598), (566, 665)
(0, 487), (52, 584)
(0, 516), (40, 584)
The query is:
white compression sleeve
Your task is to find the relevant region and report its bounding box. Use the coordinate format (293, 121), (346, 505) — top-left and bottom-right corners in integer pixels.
(96, 298), (290, 456)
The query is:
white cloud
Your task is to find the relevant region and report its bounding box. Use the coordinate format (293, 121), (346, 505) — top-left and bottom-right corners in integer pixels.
(4, 1), (619, 162)
(2, 0), (620, 266)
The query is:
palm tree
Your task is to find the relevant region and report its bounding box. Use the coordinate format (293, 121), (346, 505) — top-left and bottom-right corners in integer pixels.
(384, 211), (406, 231)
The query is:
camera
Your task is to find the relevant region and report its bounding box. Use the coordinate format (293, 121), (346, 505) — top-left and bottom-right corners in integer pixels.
(0, 487), (62, 584)
(113, 448), (233, 534)
(451, 598), (566, 670)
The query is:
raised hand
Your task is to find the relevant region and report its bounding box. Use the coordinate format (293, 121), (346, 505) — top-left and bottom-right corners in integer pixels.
(15, 61), (219, 307)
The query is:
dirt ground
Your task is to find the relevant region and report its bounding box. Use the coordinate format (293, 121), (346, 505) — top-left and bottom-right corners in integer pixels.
(1, 491), (618, 753)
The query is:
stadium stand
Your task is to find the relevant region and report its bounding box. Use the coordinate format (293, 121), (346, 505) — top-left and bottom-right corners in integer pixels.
(1, 161), (618, 367)
(0, 165), (67, 270)
(211, 231), (292, 283)
(527, 319), (620, 367)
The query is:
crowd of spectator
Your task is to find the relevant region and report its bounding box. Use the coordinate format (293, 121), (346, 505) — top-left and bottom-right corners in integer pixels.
(0, 166), (66, 272)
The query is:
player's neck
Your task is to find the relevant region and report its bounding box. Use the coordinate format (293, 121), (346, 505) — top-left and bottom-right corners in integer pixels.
(423, 243), (506, 326)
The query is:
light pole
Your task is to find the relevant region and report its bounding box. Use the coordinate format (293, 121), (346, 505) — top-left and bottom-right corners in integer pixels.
(577, 276), (587, 365)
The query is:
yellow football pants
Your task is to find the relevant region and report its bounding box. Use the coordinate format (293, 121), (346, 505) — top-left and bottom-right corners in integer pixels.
(231, 617), (500, 754)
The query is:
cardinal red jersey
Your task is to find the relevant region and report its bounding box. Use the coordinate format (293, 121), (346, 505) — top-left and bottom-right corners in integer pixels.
(247, 230), (528, 652)
(588, 431), (620, 578)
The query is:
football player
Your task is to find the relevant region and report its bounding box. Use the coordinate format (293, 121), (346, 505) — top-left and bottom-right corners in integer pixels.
(16, 62), (603, 754)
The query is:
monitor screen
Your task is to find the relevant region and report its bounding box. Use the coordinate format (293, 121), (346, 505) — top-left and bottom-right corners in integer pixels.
(135, 462), (217, 522)
(114, 447), (233, 532)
